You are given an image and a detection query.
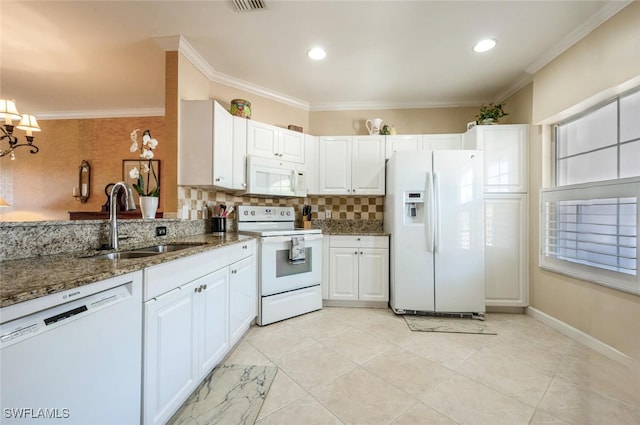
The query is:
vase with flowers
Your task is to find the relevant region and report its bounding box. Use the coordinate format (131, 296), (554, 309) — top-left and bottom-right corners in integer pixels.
(129, 129), (160, 219)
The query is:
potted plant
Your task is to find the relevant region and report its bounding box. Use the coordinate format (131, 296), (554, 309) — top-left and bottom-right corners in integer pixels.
(128, 129), (160, 218)
(475, 102), (508, 125)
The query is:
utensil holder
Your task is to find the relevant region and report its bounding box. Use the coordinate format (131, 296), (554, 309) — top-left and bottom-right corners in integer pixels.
(211, 216), (226, 234)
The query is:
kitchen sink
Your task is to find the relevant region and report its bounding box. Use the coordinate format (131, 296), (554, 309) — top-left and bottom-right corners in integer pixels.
(84, 242), (208, 260)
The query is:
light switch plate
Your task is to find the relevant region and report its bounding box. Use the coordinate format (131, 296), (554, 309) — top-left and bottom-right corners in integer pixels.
(325, 210), (332, 219)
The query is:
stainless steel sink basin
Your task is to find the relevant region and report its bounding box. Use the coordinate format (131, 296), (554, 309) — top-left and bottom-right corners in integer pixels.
(84, 242), (207, 260)
(132, 243), (207, 253)
(87, 251), (160, 260)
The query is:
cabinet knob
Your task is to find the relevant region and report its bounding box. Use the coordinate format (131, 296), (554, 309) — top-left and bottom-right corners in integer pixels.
(202, 284), (207, 290)
(355, 251), (358, 255)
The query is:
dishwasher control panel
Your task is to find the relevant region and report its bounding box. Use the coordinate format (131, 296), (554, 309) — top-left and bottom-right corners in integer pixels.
(0, 284), (131, 349)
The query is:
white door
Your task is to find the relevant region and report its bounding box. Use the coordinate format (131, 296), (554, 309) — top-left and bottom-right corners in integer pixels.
(231, 116), (248, 190)
(143, 283), (197, 425)
(279, 128), (305, 163)
(423, 133), (462, 150)
(319, 136), (351, 195)
(230, 256), (257, 346)
(432, 150), (485, 313)
(212, 101), (233, 187)
(478, 125), (528, 193)
(197, 268), (229, 377)
(247, 121), (278, 158)
(352, 135), (385, 195)
(329, 248), (358, 300)
(386, 151), (435, 312)
(358, 248), (389, 301)
(304, 134), (319, 194)
(484, 193), (528, 307)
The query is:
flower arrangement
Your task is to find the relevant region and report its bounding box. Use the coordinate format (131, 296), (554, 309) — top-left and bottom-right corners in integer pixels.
(128, 129), (160, 197)
(475, 102), (508, 124)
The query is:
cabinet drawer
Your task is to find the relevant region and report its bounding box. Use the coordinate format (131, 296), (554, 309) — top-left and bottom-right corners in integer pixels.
(329, 235), (389, 249)
(228, 239), (256, 264)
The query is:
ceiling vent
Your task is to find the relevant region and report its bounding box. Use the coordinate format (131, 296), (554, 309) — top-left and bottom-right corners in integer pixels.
(232, 0), (266, 12)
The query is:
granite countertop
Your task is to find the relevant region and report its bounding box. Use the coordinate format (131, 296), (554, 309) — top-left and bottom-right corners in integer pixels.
(0, 233), (255, 308)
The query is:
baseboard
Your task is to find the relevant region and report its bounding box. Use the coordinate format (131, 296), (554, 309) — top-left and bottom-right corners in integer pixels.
(323, 300), (388, 308)
(526, 307), (636, 368)
(486, 306), (526, 314)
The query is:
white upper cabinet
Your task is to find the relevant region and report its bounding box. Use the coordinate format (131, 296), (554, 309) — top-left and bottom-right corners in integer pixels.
(247, 121), (305, 163)
(304, 134), (319, 195)
(319, 135), (385, 195)
(179, 100), (234, 189)
(422, 133), (462, 150)
(232, 116), (248, 190)
(463, 124), (529, 193)
(385, 135), (422, 159)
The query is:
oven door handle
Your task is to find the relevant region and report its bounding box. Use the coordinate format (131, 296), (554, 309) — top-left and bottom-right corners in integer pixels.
(260, 234), (323, 244)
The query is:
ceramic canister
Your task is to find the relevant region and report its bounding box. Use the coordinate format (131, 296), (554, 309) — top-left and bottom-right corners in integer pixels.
(230, 99), (251, 119)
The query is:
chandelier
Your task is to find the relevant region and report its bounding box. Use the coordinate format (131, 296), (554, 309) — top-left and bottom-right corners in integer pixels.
(0, 99), (42, 160)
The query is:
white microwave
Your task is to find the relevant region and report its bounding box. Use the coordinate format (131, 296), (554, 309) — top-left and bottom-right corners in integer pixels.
(245, 156), (307, 198)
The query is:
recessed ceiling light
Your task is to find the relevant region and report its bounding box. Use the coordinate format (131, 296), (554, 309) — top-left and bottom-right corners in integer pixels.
(473, 39), (496, 53)
(307, 47), (326, 60)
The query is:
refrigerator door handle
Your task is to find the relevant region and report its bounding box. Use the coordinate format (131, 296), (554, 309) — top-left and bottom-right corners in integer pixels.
(426, 171), (435, 252)
(433, 171), (441, 252)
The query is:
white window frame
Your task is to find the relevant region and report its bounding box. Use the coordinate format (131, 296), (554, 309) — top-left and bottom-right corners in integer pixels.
(540, 177), (639, 296)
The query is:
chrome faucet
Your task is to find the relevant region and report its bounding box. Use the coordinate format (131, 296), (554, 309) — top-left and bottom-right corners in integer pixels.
(109, 181), (136, 250)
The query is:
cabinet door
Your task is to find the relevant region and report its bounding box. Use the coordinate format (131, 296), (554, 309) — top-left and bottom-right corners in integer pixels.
(423, 134), (462, 150)
(328, 247), (358, 300)
(352, 135), (385, 195)
(484, 194), (529, 307)
(358, 248), (389, 302)
(279, 128), (305, 163)
(385, 135), (421, 159)
(197, 268), (230, 377)
(212, 101), (233, 187)
(143, 283), (197, 425)
(304, 134), (319, 195)
(231, 116), (248, 190)
(322, 236), (330, 300)
(247, 121), (279, 158)
(478, 125), (528, 193)
(319, 136), (352, 195)
(229, 256), (257, 346)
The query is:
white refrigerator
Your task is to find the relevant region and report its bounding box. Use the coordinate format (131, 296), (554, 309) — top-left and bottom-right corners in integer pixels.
(384, 150), (485, 316)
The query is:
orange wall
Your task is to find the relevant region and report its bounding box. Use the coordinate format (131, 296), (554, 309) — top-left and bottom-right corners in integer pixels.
(0, 116), (165, 221)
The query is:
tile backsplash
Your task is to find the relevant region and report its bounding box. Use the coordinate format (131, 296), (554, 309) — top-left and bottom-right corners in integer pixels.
(178, 187), (384, 223)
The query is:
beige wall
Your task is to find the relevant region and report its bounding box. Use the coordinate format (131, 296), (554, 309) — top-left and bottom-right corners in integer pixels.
(517, 2), (640, 362)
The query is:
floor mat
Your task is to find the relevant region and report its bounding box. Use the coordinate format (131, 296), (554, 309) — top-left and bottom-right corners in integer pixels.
(168, 364), (278, 425)
(403, 315), (497, 335)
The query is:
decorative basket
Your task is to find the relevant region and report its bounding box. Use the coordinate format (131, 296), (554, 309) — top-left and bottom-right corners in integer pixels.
(230, 99), (251, 119)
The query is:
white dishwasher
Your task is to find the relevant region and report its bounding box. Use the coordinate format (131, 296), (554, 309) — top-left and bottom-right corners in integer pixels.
(0, 271), (143, 425)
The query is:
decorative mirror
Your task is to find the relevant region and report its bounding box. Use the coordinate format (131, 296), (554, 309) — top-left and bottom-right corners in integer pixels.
(74, 160), (91, 203)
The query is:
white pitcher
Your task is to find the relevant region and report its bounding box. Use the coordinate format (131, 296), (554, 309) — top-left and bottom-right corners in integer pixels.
(365, 118), (384, 135)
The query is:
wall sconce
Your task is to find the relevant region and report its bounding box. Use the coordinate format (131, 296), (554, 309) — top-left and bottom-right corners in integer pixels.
(0, 99), (42, 160)
(73, 160), (91, 203)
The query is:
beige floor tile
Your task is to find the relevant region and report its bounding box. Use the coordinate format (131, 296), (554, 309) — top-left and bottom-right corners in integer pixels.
(538, 376), (640, 425)
(257, 370), (307, 420)
(390, 401), (458, 425)
(223, 339), (274, 367)
(398, 331), (480, 370)
(350, 313), (416, 345)
(274, 343), (358, 389)
(528, 410), (572, 424)
(244, 322), (317, 359)
(287, 310), (357, 340)
(422, 374), (534, 425)
(481, 334), (565, 376)
(456, 347), (555, 406)
(255, 395), (344, 425)
(321, 328), (394, 364)
(363, 346), (452, 398)
(311, 367), (416, 425)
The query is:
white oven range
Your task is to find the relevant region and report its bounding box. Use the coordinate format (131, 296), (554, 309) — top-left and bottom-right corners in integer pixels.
(237, 205), (322, 325)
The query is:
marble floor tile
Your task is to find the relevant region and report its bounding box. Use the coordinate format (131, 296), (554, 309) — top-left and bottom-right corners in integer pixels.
(422, 374), (535, 425)
(320, 328), (394, 364)
(256, 370), (307, 421)
(311, 367), (416, 425)
(287, 309), (357, 340)
(243, 321), (317, 359)
(362, 346), (452, 398)
(255, 395), (344, 425)
(223, 339), (275, 367)
(398, 331), (480, 369)
(274, 342), (358, 389)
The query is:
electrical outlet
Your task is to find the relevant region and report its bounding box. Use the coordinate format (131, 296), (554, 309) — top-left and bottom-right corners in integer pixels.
(325, 210), (332, 219)
(155, 226), (167, 237)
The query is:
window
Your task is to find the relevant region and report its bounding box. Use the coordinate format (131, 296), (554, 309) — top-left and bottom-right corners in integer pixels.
(541, 88), (640, 295)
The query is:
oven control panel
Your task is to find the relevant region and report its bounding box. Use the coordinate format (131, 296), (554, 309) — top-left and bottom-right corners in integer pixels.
(238, 205), (294, 222)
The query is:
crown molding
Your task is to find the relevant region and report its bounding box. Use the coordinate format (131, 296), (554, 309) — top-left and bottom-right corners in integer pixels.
(493, 73), (534, 103)
(309, 99), (483, 112)
(524, 0), (633, 75)
(35, 108), (165, 120)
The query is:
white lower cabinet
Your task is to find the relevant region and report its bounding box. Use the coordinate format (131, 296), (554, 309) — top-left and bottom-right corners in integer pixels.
(484, 194), (529, 307)
(143, 240), (256, 425)
(326, 235), (389, 305)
